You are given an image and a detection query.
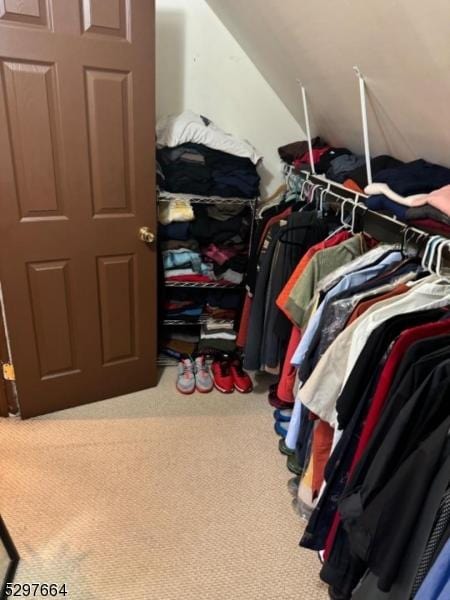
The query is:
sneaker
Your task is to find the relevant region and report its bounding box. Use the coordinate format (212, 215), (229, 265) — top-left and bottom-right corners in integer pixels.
(273, 408), (293, 422)
(194, 356), (213, 393)
(176, 358), (195, 394)
(274, 420), (289, 438)
(211, 359), (234, 393)
(230, 358), (253, 393)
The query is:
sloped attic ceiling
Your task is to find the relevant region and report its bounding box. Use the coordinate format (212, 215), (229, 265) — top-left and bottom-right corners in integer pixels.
(206, 0), (450, 167)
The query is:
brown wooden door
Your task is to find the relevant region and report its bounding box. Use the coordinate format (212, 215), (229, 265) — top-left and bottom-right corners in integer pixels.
(0, 0), (157, 418)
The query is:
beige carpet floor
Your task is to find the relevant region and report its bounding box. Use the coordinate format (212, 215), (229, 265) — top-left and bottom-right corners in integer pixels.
(1, 368), (328, 600)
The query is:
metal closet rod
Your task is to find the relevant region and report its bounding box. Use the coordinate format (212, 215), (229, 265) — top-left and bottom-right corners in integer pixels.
(297, 170), (450, 255)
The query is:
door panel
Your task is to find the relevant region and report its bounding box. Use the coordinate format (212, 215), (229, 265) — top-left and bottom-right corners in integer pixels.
(0, 0), (48, 27)
(0, 0), (156, 418)
(97, 254), (137, 365)
(82, 0), (129, 39)
(85, 67), (134, 215)
(27, 260), (78, 379)
(2, 59), (65, 220)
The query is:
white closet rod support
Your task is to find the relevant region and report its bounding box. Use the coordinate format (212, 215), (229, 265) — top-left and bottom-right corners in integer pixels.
(297, 79), (316, 174)
(353, 66), (373, 186)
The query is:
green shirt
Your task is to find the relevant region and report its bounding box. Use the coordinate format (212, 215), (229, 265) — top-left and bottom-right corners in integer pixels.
(286, 234), (367, 328)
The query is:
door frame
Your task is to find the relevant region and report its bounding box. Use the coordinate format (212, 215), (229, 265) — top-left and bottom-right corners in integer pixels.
(0, 285), (14, 417)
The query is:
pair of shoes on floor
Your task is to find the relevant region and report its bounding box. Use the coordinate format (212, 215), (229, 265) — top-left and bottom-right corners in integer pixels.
(211, 357), (253, 394)
(273, 408), (293, 422)
(176, 356), (213, 394)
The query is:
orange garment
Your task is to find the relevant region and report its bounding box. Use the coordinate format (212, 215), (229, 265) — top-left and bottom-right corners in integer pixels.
(276, 230), (353, 320)
(342, 178), (364, 194)
(311, 420), (334, 499)
(276, 326), (302, 403)
(346, 283), (410, 325)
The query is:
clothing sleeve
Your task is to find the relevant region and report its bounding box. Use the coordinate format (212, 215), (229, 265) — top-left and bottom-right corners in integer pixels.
(284, 255), (320, 328)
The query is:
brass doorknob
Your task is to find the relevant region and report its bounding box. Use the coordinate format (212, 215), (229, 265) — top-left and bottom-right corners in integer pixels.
(139, 227), (155, 243)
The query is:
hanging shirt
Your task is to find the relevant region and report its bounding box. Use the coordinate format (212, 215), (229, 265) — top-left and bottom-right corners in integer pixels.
(285, 234), (368, 328)
(299, 279), (450, 427)
(291, 248), (401, 367)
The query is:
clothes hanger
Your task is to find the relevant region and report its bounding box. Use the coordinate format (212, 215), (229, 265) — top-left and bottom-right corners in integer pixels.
(350, 194), (362, 234)
(421, 235), (441, 270)
(435, 239), (450, 281)
(299, 174), (311, 201)
(318, 183), (331, 215)
(426, 236), (445, 274)
(340, 197), (354, 229)
(308, 183), (322, 205)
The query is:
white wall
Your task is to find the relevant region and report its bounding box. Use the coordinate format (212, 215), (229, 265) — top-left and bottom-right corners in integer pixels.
(155, 0), (305, 198)
(206, 0), (450, 168)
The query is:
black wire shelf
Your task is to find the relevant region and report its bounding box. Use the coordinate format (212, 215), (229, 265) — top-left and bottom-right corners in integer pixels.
(158, 191), (257, 206)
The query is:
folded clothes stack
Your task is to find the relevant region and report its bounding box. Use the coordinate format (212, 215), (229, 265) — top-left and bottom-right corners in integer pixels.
(278, 139), (403, 191)
(364, 159), (450, 228)
(157, 111), (258, 333)
(205, 290), (241, 320)
(163, 289), (204, 321)
(198, 319), (237, 354)
(157, 111), (261, 199)
(190, 205), (251, 246)
(159, 203), (251, 285)
(160, 327), (200, 358)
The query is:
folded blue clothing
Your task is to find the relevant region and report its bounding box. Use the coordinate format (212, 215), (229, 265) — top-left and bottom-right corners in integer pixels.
(373, 158), (450, 196)
(163, 250), (202, 273)
(365, 196), (408, 220)
(166, 307), (203, 318)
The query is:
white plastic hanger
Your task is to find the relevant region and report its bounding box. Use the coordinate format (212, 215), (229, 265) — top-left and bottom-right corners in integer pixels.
(350, 194), (362, 234)
(299, 174), (311, 201)
(318, 183), (331, 214)
(435, 239), (450, 280)
(421, 235), (441, 270)
(340, 197), (355, 229)
(426, 236), (445, 274)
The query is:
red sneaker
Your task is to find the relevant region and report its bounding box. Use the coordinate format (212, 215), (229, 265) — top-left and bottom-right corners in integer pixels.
(230, 358), (253, 393)
(211, 359), (234, 393)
